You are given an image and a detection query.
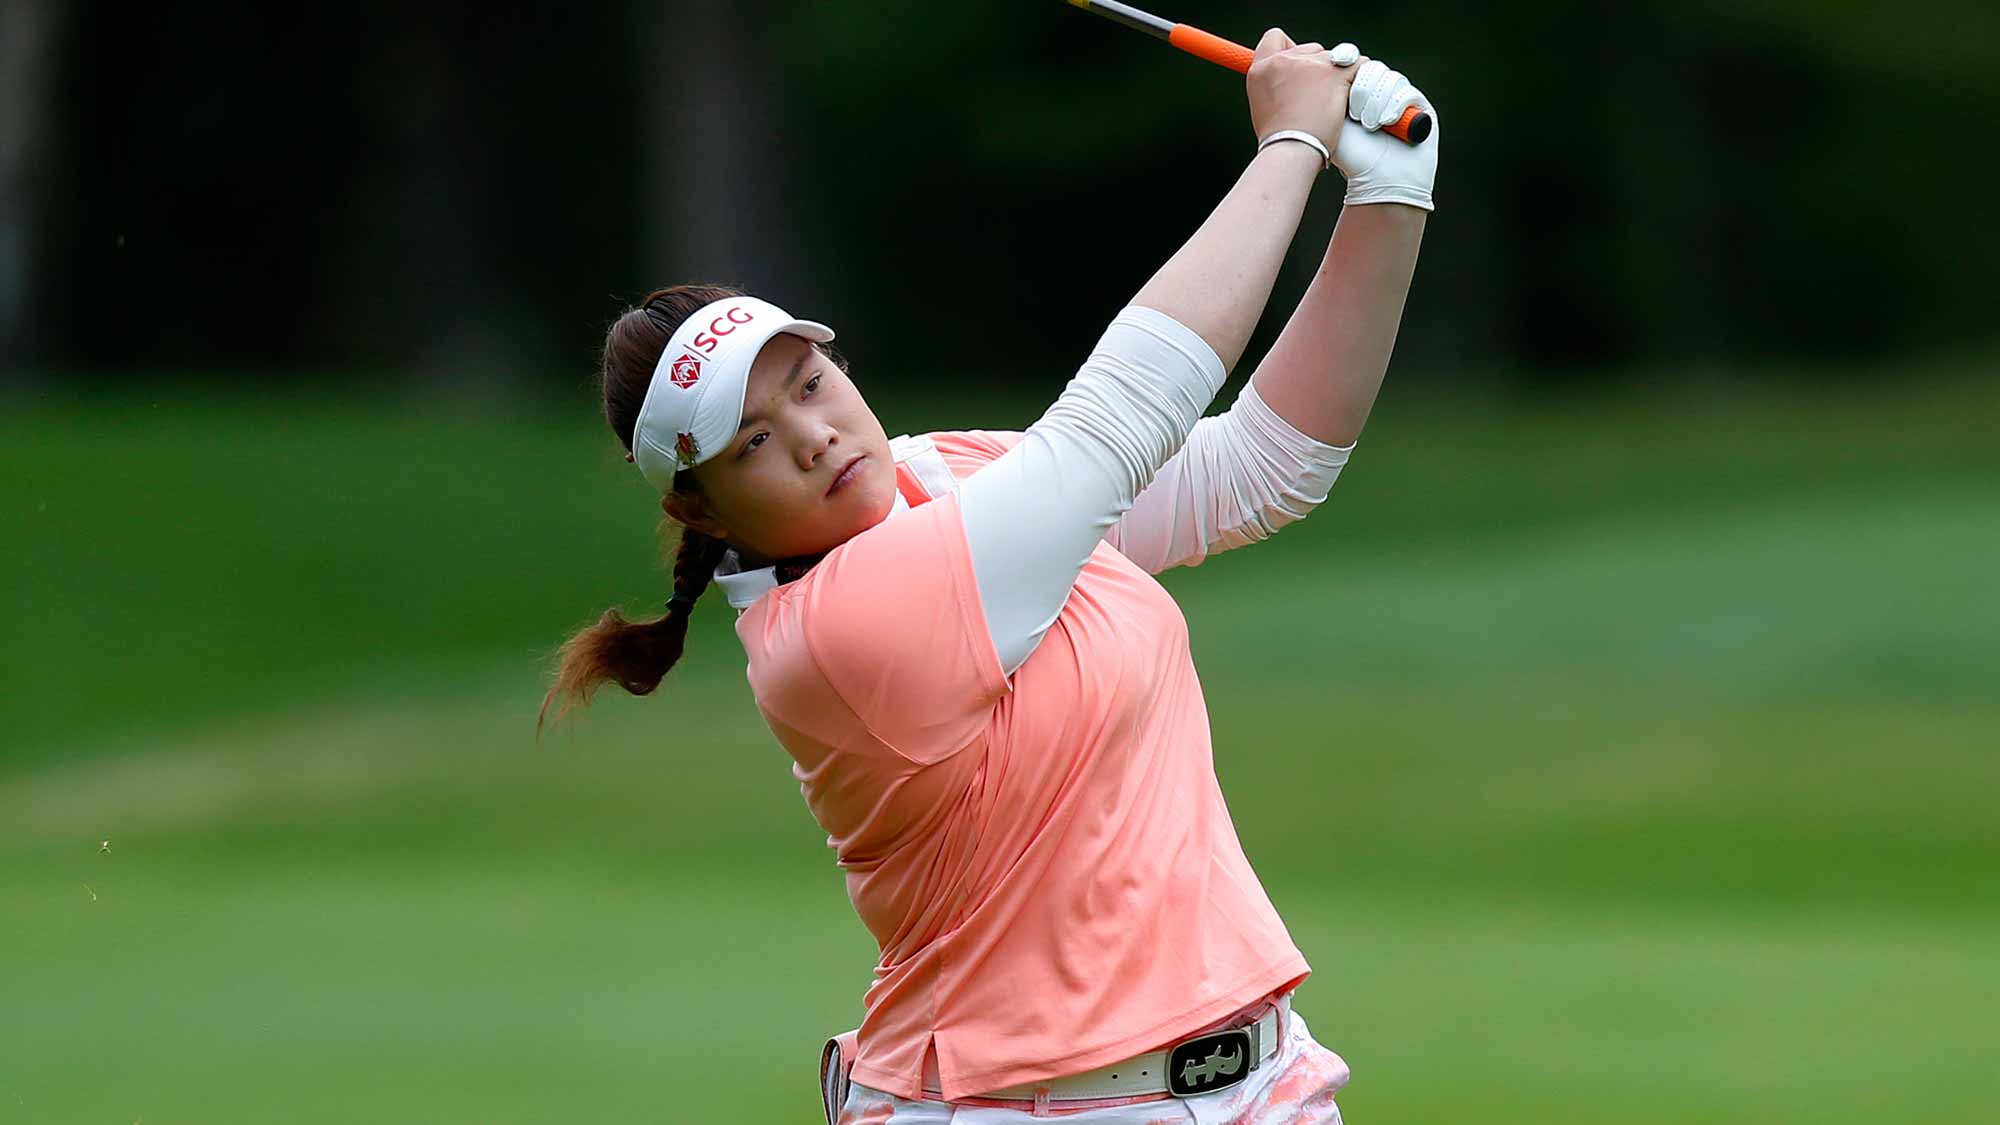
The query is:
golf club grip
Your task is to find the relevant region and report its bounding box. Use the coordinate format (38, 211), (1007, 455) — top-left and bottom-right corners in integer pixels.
(1168, 24), (1255, 72)
(1166, 24), (1431, 146)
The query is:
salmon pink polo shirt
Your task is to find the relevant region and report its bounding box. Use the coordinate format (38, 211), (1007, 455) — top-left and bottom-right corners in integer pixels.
(733, 430), (1311, 1102)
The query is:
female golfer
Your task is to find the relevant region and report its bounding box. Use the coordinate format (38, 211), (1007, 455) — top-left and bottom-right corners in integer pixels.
(547, 29), (1435, 1124)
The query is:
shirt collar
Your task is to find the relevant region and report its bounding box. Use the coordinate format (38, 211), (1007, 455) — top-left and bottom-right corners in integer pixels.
(712, 488), (912, 611)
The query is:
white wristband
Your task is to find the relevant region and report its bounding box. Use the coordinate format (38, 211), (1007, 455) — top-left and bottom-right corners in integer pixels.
(1257, 129), (1331, 171)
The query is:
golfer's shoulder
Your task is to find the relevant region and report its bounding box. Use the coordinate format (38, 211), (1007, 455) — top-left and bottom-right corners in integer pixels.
(760, 526), (971, 656)
(734, 572), (881, 715)
(923, 428), (1025, 478)
(739, 555), (1003, 747)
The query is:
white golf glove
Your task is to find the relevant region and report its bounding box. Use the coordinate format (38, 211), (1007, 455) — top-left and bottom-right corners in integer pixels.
(1330, 52), (1439, 211)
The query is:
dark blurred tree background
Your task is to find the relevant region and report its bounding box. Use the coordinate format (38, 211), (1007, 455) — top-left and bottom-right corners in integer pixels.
(9, 0), (1998, 387)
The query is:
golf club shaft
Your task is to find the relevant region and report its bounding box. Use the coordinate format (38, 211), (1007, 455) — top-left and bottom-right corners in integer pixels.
(1066, 0), (1433, 146)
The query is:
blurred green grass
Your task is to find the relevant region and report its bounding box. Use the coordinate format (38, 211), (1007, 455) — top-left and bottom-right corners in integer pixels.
(3, 369), (1997, 1123)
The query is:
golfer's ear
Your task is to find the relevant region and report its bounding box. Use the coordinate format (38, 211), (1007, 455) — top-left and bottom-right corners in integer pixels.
(663, 490), (729, 541)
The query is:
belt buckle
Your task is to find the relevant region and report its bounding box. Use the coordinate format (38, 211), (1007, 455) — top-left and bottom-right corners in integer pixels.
(1166, 1027), (1253, 1097)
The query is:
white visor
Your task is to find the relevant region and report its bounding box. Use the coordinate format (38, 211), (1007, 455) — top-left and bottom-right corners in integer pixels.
(631, 295), (836, 492)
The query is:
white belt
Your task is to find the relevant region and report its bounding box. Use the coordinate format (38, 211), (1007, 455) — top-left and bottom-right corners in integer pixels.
(955, 1005), (1283, 1102)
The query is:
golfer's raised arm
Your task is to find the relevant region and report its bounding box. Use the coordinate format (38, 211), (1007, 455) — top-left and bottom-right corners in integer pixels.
(1130, 30), (1351, 371)
(958, 29), (1350, 675)
(1252, 55), (1439, 446)
(1102, 53), (1443, 573)
(1249, 186), (1427, 448)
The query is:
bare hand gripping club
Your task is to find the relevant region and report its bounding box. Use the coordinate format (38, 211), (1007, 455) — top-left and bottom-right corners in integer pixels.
(1065, 0), (1434, 146)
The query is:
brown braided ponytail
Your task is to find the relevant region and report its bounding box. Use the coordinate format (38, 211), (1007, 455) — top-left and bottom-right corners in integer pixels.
(540, 283), (748, 730)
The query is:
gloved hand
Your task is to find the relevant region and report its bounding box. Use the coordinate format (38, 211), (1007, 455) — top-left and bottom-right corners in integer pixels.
(1329, 53), (1439, 211)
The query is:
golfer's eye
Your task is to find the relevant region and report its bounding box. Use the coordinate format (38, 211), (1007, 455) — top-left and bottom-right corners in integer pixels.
(802, 374), (821, 398)
(740, 432), (767, 458)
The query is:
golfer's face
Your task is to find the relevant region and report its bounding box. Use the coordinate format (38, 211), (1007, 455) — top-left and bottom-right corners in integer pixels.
(687, 332), (896, 562)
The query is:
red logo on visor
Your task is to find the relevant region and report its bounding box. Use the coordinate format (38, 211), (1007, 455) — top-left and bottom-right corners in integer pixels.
(669, 353), (703, 389)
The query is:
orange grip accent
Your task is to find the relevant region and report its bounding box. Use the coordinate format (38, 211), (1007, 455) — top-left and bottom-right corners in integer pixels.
(1169, 25), (1434, 146)
(1168, 24), (1255, 74)
(1384, 104), (1429, 145)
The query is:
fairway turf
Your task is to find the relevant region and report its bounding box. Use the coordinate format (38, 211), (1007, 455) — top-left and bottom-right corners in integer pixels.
(4, 372), (1997, 1122)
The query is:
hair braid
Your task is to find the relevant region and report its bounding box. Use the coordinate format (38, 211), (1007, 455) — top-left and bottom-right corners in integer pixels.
(539, 528), (731, 732)
(669, 527), (728, 611)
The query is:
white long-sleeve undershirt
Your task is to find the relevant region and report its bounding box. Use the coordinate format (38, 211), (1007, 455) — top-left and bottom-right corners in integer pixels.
(960, 307), (1355, 676)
